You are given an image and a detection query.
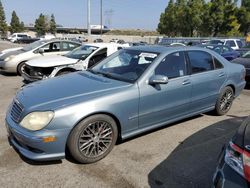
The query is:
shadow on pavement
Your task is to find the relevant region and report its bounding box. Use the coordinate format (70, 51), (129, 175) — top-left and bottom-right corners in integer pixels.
(148, 115), (247, 188)
(0, 70), (18, 76)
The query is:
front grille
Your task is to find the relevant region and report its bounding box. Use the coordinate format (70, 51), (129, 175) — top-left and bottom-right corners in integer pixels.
(10, 100), (23, 123)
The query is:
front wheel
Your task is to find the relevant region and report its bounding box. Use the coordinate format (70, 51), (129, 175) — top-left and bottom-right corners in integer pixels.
(17, 62), (26, 75)
(67, 114), (118, 163)
(214, 86), (234, 115)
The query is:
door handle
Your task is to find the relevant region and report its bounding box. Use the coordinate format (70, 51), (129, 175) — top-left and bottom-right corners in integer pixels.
(219, 72), (225, 77)
(182, 79), (191, 85)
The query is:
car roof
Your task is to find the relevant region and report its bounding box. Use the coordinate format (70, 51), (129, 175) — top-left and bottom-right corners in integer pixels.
(83, 43), (126, 48)
(124, 45), (224, 55)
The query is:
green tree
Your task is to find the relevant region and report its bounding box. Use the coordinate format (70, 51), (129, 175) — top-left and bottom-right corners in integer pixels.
(238, 0), (250, 35)
(199, 2), (213, 36)
(175, 0), (189, 36)
(157, 0), (177, 36)
(210, 0), (225, 36)
(242, 0), (250, 10)
(49, 14), (56, 34)
(20, 21), (25, 32)
(0, 0), (8, 36)
(186, 0), (205, 37)
(35, 13), (47, 36)
(10, 11), (23, 33)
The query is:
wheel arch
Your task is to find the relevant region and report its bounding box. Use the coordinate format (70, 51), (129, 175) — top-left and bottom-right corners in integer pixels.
(65, 112), (122, 150)
(16, 60), (27, 75)
(56, 67), (76, 75)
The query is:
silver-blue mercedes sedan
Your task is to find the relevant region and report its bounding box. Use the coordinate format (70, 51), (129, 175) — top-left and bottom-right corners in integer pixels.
(5, 46), (246, 163)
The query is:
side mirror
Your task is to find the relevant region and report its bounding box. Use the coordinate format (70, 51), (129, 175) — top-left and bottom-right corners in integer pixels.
(38, 48), (44, 54)
(148, 75), (168, 85)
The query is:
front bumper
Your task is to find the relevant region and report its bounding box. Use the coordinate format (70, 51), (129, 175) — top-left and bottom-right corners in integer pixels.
(5, 113), (71, 161)
(0, 60), (17, 73)
(21, 71), (42, 84)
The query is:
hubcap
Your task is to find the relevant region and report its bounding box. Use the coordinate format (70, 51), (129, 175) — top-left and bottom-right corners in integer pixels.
(220, 90), (233, 112)
(78, 121), (113, 158)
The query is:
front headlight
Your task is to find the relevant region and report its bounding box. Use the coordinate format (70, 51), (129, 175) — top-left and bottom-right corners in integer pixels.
(20, 111), (54, 131)
(4, 55), (15, 62)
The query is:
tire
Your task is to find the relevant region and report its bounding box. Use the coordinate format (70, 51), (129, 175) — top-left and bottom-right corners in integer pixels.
(214, 86), (234, 116)
(17, 62), (26, 75)
(67, 114), (118, 164)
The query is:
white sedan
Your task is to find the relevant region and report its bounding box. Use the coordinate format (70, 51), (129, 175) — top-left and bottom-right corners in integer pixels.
(0, 40), (81, 74)
(22, 43), (129, 83)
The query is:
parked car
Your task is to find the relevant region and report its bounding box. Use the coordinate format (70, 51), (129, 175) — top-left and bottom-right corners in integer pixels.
(6, 46), (245, 163)
(209, 39), (243, 50)
(170, 42), (186, 47)
(16, 37), (40, 44)
(213, 116), (250, 188)
(0, 40), (81, 74)
(7, 33), (30, 43)
(237, 42), (250, 57)
(93, 38), (103, 43)
(22, 43), (129, 83)
(199, 44), (240, 61)
(232, 51), (250, 84)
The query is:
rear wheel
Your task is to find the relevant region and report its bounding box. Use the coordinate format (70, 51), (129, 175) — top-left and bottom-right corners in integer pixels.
(214, 86), (234, 115)
(67, 114), (118, 163)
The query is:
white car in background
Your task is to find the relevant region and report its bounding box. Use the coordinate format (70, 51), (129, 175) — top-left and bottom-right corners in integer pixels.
(22, 43), (129, 83)
(0, 40), (81, 74)
(7, 33), (29, 43)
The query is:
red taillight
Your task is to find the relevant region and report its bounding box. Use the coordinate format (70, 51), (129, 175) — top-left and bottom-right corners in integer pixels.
(243, 150), (250, 182)
(225, 141), (250, 182)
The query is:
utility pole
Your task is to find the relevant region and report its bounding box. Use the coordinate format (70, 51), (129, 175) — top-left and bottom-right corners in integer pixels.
(100, 0), (103, 35)
(87, 0), (91, 35)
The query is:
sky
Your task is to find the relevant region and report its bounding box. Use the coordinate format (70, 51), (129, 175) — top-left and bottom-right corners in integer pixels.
(1, 0), (168, 30)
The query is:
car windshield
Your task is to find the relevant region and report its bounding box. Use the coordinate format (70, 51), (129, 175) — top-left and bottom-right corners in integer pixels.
(242, 51), (250, 58)
(90, 49), (159, 83)
(22, 40), (46, 52)
(64, 45), (98, 60)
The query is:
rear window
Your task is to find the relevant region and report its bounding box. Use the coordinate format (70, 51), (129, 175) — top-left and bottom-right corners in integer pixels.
(188, 51), (214, 74)
(236, 41), (243, 48)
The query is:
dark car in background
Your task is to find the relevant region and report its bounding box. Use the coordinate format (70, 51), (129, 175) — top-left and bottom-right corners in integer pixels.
(232, 51), (250, 84)
(213, 117), (250, 188)
(199, 44), (240, 61)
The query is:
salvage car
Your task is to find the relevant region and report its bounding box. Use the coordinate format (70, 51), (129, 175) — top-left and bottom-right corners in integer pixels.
(232, 51), (250, 84)
(0, 40), (81, 74)
(199, 44), (240, 61)
(22, 43), (128, 83)
(213, 116), (250, 188)
(6, 46), (246, 164)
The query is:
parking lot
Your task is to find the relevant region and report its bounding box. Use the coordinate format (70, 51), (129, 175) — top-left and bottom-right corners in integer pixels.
(0, 42), (249, 188)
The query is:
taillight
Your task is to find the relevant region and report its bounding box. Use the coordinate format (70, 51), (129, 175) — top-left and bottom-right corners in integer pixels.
(225, 141), (250, 182)
(241, 68), (246, 81)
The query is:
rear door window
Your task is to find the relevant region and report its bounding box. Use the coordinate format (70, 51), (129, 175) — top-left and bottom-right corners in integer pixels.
(187, 51), (214, 74)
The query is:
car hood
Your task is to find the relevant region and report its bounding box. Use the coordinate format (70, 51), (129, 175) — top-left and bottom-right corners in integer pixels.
(0, 49), (24, 61)
(26, 55), (78, 68)
(1, 47), (23, 54)
(232, 58), (250, 68)
(16, 71), (131, 111)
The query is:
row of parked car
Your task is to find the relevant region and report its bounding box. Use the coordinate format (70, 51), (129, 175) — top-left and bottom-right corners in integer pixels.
(0, 38), (249, 187)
